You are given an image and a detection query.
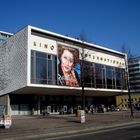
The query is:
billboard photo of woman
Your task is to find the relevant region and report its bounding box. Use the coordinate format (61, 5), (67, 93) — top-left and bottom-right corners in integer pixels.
(58, 44), (80, 87)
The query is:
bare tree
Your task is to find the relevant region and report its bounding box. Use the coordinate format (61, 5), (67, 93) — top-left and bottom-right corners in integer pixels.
(79, 30), (90, 42)
(78, 31), (90, 110)
(120, 44), (134, 118)
(120, 44), (136, 61)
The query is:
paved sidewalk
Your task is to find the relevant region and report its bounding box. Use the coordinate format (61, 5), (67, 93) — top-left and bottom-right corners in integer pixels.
(0, 111), (140, 140)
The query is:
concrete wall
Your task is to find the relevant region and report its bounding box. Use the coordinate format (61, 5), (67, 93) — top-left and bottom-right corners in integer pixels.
(116, 93), (140, 110)
(0, 94), (10, 115)
(0, 27), (28, 96)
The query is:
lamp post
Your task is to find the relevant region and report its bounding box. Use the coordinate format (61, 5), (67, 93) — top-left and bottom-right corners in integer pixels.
(81, 48), (85, 110)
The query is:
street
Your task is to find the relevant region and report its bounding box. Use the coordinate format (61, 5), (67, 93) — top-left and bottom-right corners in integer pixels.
(0, 112), (140, 140)
(47, 124), (140, 140)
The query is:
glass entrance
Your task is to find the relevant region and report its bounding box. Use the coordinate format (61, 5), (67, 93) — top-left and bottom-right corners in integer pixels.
(51, 104), (59, 113)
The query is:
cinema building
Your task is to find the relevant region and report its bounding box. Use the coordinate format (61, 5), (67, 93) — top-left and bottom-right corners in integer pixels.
(0, 25), (127, 115)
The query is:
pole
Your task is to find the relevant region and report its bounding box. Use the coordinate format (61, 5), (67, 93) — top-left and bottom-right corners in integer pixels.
(81, 47), (85, 110)
(128, 88), (133, 118)
(125, 55), (133, 118)
(82, 81), (85, 110)
(80, 46), (86, 123)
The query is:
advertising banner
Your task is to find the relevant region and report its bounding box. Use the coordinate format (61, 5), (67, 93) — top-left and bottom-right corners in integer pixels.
(57, 44), (80, 87)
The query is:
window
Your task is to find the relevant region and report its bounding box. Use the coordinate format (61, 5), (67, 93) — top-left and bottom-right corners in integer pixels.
(106, 66), (113, 89)
(82, 61), (92, 87)
(91, 63), (95, 88)
(116, 68), (122, 89)
(48, 59), (52, 84)
(95, 64), (103, 88)
(102, 66), (106, 88)
(81, 61), (95, 88)
(36, 52), (47, 84)
(31, 50), (57, 85)
(112, 68), (116, 89)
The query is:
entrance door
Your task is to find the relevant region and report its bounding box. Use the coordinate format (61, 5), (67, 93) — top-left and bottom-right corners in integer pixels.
(51, 104), (59, 114)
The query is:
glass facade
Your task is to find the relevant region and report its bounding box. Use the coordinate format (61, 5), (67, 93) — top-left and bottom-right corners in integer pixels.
(31, 50), (57, 85)
(31, 50), (126, 90)
(82, 61), (126, 90)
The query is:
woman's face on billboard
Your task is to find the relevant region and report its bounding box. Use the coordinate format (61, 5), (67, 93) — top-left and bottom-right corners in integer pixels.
(61, 50), (74, 73)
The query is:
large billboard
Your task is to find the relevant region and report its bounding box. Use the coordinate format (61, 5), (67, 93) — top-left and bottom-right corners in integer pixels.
(57, 44), (80, 87)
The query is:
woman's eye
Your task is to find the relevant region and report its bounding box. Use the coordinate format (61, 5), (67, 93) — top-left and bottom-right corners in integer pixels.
(69, 59), (73, 63)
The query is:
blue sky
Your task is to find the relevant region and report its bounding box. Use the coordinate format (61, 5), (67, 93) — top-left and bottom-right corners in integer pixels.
(1, 0), (140, 55)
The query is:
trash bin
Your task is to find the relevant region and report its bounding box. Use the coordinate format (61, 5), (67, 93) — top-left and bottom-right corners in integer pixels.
(76, 110), (85, 123)
(80, 110), (85, 123)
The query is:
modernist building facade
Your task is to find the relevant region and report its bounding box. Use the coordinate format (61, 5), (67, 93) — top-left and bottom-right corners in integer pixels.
(116, 57), (140, 110)
(129, 57), (140, 93)
(0, 25), (127, 115)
